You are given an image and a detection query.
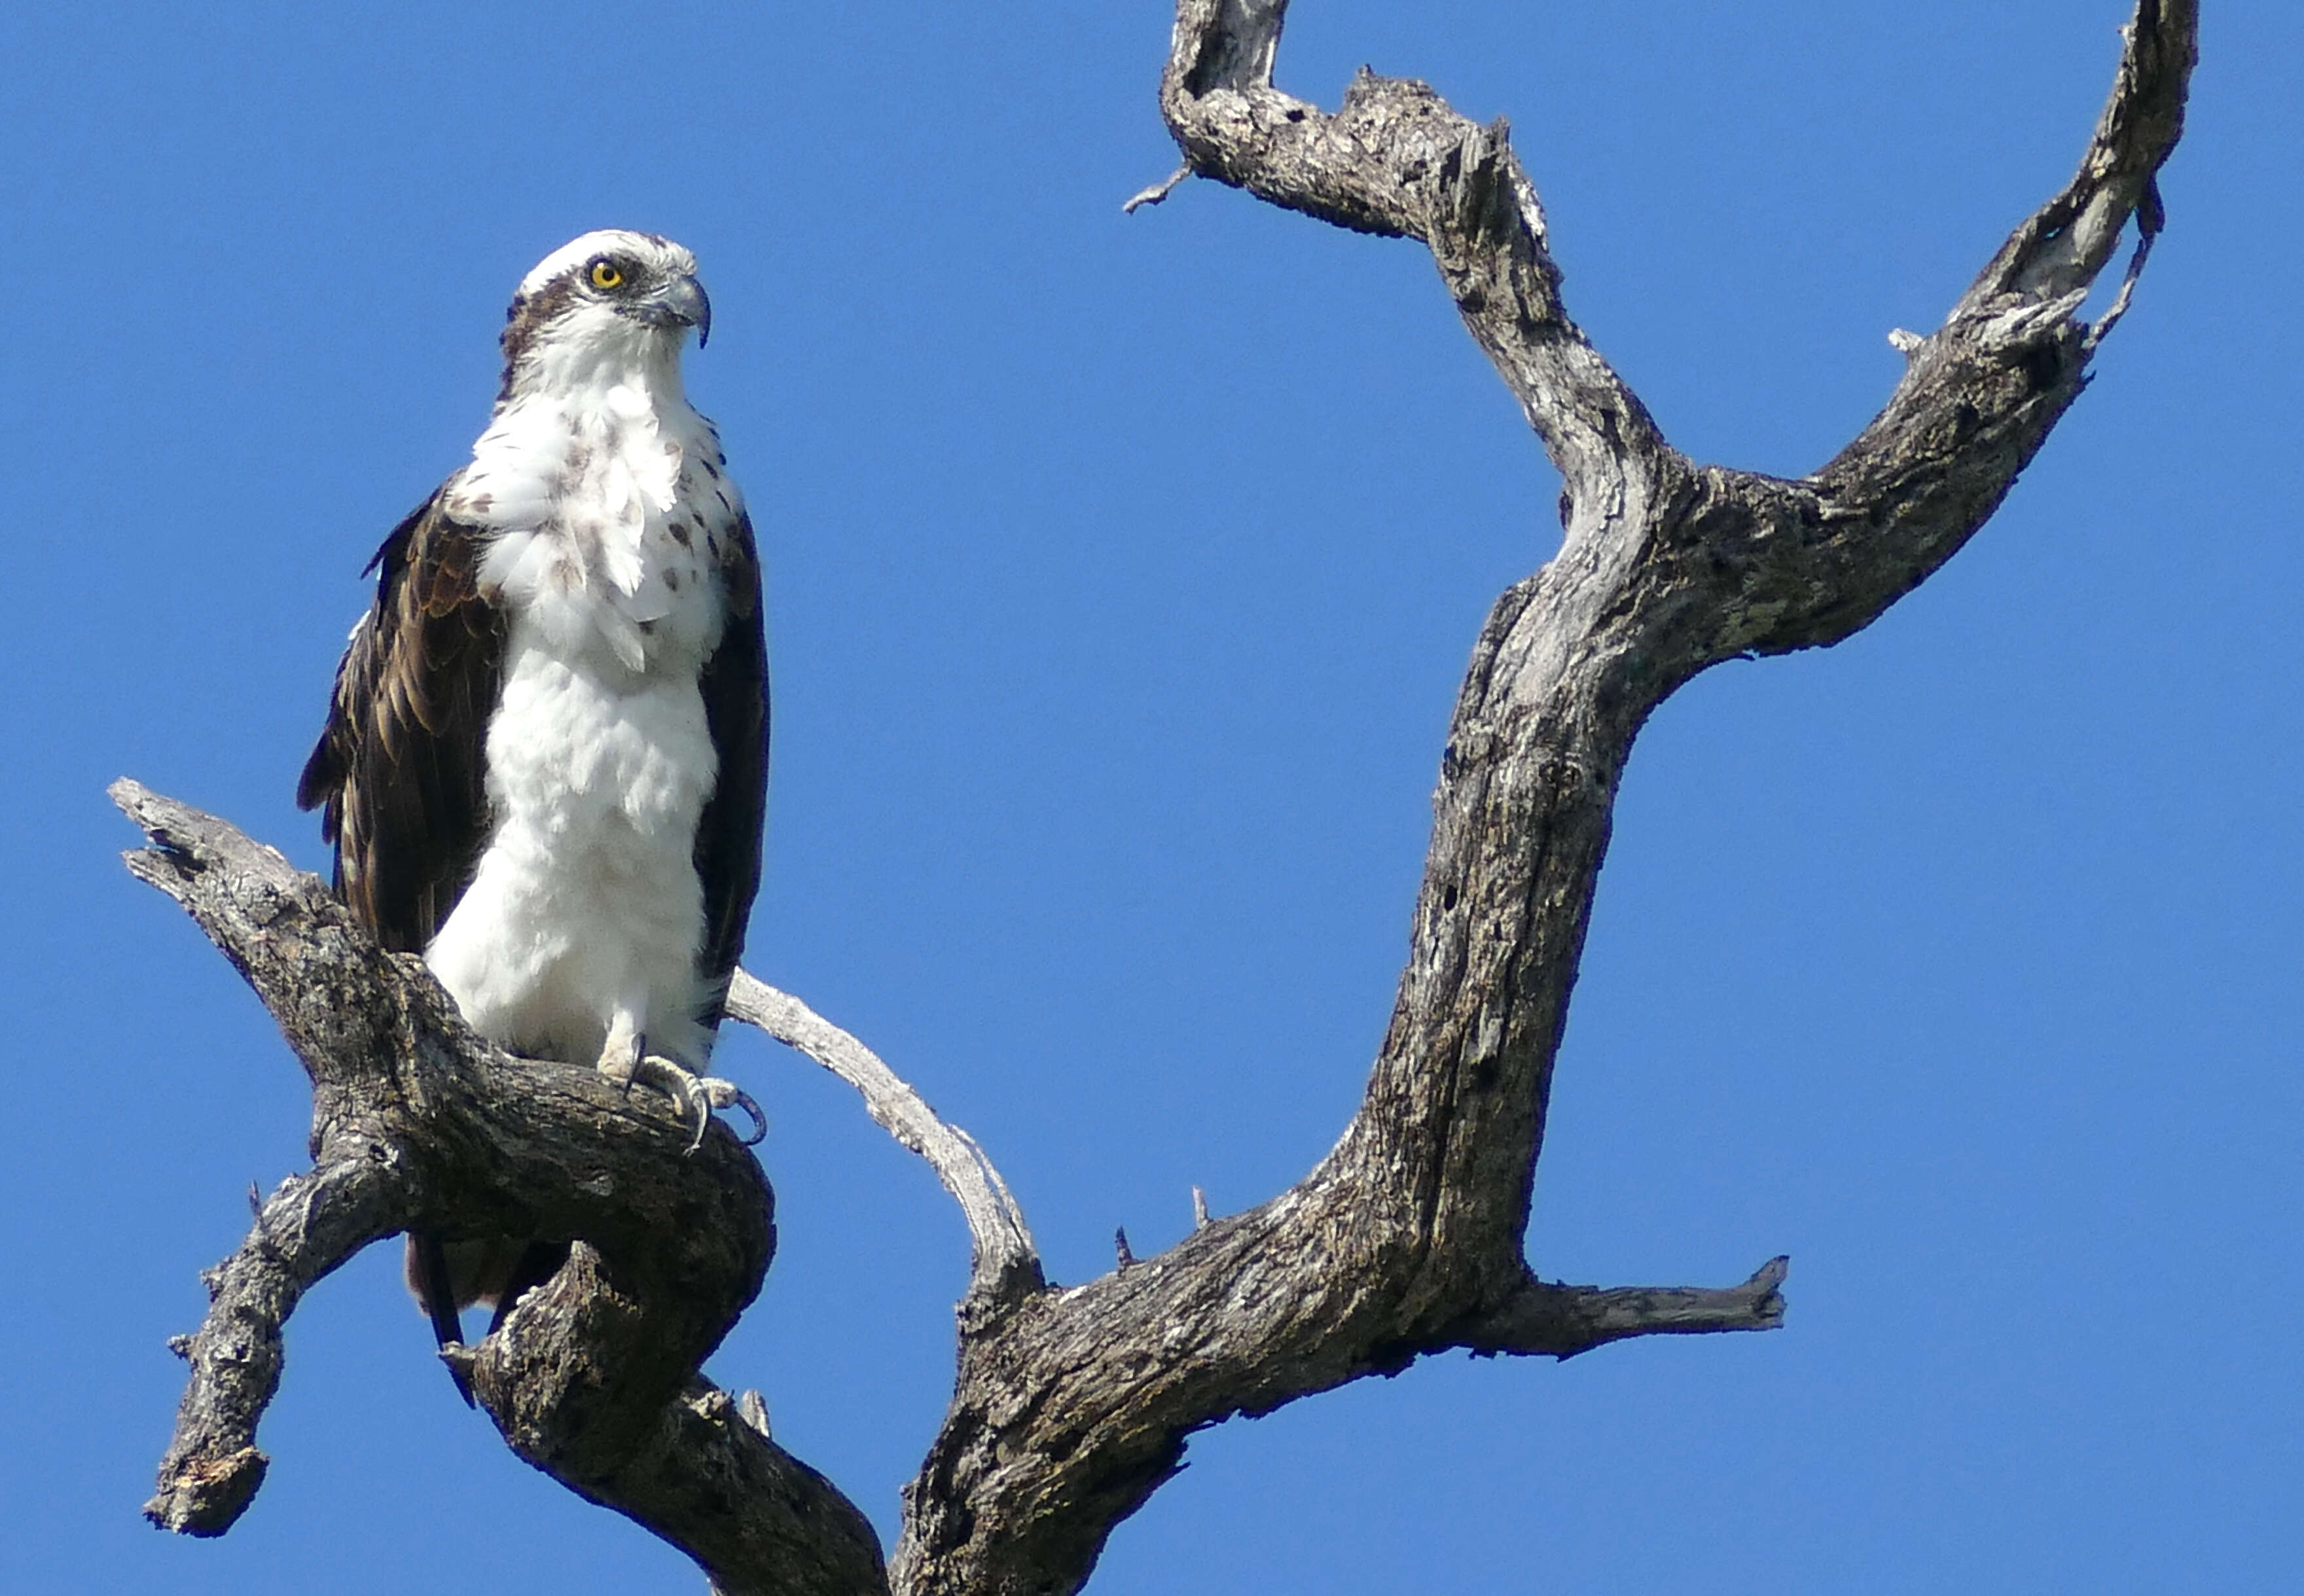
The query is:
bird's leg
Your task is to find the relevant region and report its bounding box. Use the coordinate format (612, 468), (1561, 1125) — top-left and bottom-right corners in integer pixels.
(598, 1014), (645, 1095)
(595, 1019), (766, 1153)
(629, 1054), (768, 1154)
(409, 1231), (476, 1408)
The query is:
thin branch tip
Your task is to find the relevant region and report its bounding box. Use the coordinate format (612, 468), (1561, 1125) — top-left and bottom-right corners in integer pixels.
(723, 969), (1042, 1303)
(1123, 163), (1193, 213)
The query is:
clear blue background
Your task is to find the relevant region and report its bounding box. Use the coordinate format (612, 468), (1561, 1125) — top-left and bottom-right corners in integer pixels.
(3, 3), (2294, 1591)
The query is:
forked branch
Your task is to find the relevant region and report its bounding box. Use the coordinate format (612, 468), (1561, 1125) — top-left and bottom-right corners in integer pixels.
(117, 781), (884, 1596)
(872, 6), (2194, 1595)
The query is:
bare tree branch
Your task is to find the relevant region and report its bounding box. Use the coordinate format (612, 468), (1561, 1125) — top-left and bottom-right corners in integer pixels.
(1975, 0), (2189, 306)
(1121, 163), (1193, 213)
(725, 973), (1043, 1315)
(147, 1154), (413, 1534)
(1155, 0), (1665, 507)
(115, 781), (884, 1596)
(870, 7), (2200, 1595)
(1464, 1258), (1791, 1362)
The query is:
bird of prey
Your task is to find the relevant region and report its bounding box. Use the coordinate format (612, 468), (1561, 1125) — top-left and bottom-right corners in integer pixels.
(297, 230), (768, 1396)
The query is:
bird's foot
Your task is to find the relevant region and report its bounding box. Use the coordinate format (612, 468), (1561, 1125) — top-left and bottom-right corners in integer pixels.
(606, 1052), (768, 1153)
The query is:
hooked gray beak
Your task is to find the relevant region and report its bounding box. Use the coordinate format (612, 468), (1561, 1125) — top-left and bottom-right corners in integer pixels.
(646, 273), (712, 346)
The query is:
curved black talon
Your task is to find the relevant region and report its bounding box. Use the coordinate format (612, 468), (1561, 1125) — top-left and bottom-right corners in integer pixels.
(730, 1088), (768, 1146)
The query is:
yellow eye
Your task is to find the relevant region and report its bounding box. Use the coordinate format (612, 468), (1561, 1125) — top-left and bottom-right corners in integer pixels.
(589, 260), (625, 290)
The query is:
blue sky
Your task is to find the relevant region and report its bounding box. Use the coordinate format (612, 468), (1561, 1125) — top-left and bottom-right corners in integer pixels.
(3, 2), (2297, 1591)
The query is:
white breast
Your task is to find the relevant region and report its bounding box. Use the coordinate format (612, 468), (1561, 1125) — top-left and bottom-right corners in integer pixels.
(454, 381), (742, 677)
(422, 375), (747, 1072)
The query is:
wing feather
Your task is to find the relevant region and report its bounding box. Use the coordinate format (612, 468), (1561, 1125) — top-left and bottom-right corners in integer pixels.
(693, 508), (769, 1027)
(297, 489), (505, 953)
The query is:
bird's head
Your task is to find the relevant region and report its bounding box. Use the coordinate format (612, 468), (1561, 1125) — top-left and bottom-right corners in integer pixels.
(497, 230), (711, 402)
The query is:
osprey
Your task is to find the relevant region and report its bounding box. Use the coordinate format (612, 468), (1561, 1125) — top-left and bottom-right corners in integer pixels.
(297, 230), (768, 1394)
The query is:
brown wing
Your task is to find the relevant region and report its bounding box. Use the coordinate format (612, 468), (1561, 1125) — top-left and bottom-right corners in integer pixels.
(297, 489), (506, 953)
(693, 507), (770, 1027)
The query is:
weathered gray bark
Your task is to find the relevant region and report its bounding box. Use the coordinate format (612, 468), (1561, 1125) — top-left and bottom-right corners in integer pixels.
(124, 5), (2194, 1594)
(121, 781), (882, 1596)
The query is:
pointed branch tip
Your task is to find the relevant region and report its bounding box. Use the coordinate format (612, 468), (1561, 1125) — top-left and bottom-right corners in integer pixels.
(1123, 163), (1193, 213)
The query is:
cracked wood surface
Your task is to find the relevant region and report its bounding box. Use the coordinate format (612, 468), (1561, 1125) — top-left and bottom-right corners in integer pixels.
(124, 5), (2193, 1594)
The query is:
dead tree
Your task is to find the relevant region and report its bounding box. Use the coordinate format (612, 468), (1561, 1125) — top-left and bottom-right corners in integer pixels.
(124, 3), (2195, 1593)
